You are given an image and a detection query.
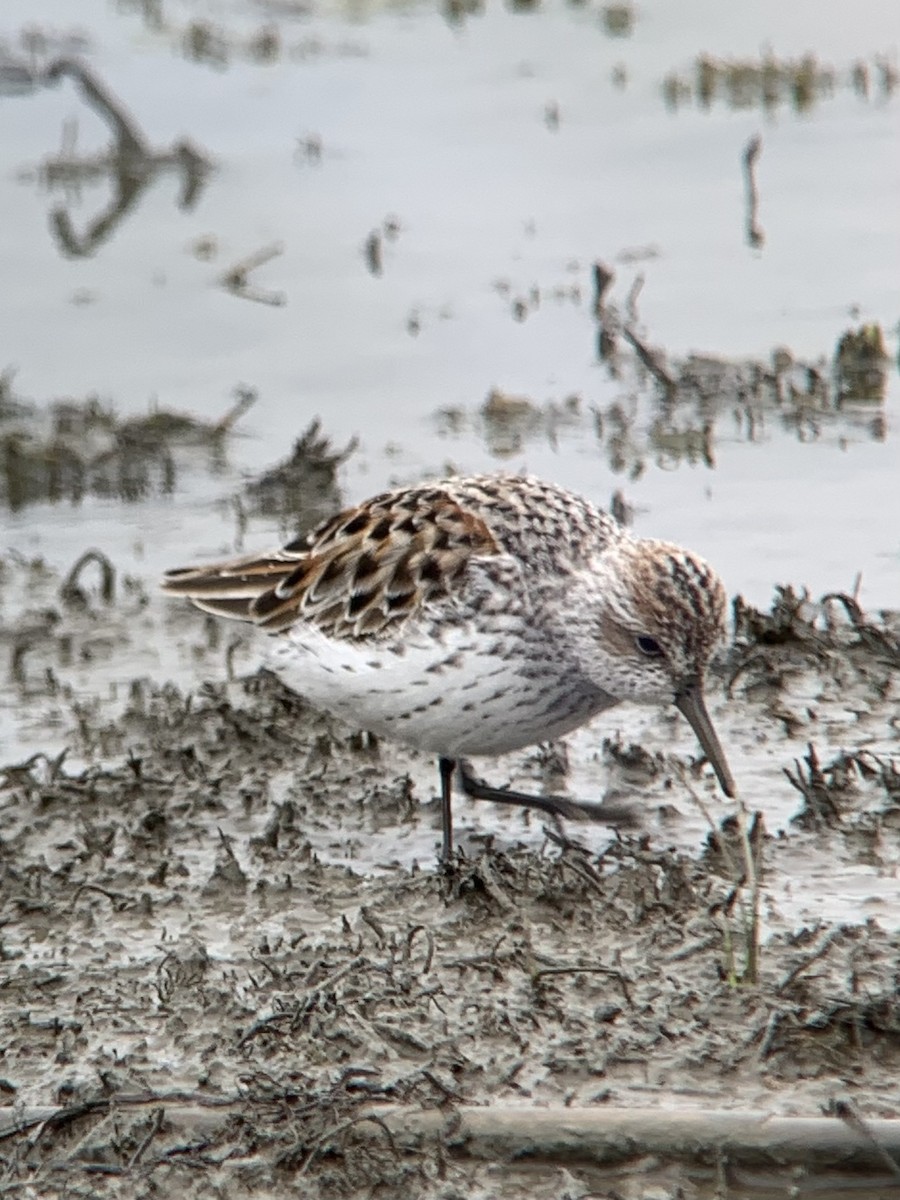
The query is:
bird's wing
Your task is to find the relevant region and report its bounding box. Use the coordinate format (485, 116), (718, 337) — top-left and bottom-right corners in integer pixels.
(162, 487), (500, 638)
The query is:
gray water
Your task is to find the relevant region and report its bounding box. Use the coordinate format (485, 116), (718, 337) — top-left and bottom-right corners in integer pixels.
(1, 0), (898, 610)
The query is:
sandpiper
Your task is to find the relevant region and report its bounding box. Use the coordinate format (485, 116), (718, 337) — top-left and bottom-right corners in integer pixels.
(163, 473), (735, 858)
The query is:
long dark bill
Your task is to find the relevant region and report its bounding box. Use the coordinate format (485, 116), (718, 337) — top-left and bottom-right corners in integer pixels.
(675, 680), (736, 798)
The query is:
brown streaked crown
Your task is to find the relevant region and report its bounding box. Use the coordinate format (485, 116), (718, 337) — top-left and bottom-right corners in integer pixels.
(625, 540), (728, 676)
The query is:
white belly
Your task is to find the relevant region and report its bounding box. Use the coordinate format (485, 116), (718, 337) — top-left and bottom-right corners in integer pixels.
(265, 618), (612, 757)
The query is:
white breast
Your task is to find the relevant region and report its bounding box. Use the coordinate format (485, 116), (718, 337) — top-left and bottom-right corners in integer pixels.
(265, 616), (612, 758)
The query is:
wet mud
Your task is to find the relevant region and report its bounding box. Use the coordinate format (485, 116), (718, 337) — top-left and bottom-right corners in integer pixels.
(1, 538), (899, 1197)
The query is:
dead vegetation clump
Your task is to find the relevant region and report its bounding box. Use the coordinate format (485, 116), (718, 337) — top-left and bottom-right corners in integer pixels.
(662, 51), (897, 113)
(1, 669), (899, 1190)
(0, 577), (899, 1194)
(241, 418), (358, 538)
(727, 585), (900, 712)
(0, 373), (254, 509)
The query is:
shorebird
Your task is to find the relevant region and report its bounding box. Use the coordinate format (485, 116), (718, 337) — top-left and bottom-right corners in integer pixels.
(163, 473), (735, 858)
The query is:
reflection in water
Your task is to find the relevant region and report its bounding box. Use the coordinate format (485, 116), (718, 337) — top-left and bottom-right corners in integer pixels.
(16, 57), (212, 258)
(442, 0), (483, 26)
(163, 14), (367, 68)
(599, 4), (635, 39)
(242, 418), (357, 539)
(436, 389), (584, 460)
(590, 264), (890, 466)
(362, 215), (402, 278)
(741, 134), (764, 251)
(663, 52), (897, 113)
(434, 324), (890, 478)
(183, 21), (231, 68)
(219, 243), (286, 306)
(834, 326), (890, 409)
(593, 262), (677, 399)
(0, 378), (254, 511)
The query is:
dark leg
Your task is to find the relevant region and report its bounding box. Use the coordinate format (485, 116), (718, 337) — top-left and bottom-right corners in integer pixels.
(438, 756), (456, 862)
(456, 759), (614, 822)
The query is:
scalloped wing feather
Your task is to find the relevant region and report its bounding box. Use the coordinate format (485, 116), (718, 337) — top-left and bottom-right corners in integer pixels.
(163, 491), (500, 639)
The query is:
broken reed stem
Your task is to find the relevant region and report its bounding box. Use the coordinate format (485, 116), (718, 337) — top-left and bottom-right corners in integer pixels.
(44, 57), (148, 160)
(682, 776), (761, 985)
(4, 1102), (900, 1173)
(734, 800), (761, 985)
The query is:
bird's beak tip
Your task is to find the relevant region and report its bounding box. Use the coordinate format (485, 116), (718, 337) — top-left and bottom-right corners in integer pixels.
(675, 681), (736, 800)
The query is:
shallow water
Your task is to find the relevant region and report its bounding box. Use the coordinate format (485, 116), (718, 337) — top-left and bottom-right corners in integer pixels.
(1, 0), (898, 613)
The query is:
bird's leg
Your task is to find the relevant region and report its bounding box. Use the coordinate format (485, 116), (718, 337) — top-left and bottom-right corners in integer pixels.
(438, 756), (456, 862)
(456, 759), (615, 823)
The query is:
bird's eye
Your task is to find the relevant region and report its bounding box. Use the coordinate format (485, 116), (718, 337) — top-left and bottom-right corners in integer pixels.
(635, 635), (664, 657)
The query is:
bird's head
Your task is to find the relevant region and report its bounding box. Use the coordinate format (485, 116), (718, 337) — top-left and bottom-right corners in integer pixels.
(586, 537), (735, 797)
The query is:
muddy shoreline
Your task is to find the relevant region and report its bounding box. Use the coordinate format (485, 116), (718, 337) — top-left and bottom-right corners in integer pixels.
(1, 558), (899, 1196)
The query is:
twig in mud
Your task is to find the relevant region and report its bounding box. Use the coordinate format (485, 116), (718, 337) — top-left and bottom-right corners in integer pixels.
(821, 591), (900, 667)
(591, 261), (618, 363)
(609, 489), (633, 527)
(224, 636), (246, 682)
(556, 854), (607, 899)
(247, 952), (286, 987)
(300, 955), (328, 989)
(540, 825), (591, 855)
(371, 1021), (430, 1053)
(340, 1006), (396, 1058)
(418, 1070), (466, 1103)
(293, 1112), (398, 1177)
(0, 749), (68, 788)
(624, 273), (644, 324)
(756, 1008), (789, 1061)
(592, 261), (615, 313)
(219, 243), (286, 306)
(288, 955), (371, 1025)
(826, 1098), (900, 1180)
(533, 965), (633, 1007)
(440, 935), (511, 973)
(591, 264), (676, 396)
(783, 743), (843, 828)
(127, 1107), (165, 1168)
(724, 648), (768, 697)
(403, 925), (435, 973)
(778, 927), (841, 993)
(359, 906), (387, 943)
(69, 881), (133, 912)
(664, 934), (720, 963)
(447, 853), (516, 912)
(236, 1009), (294, 1048)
